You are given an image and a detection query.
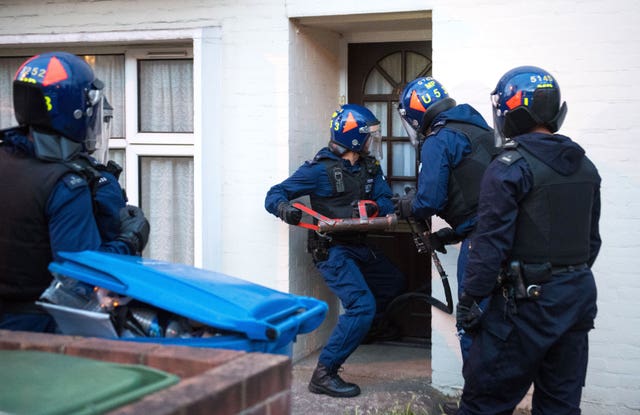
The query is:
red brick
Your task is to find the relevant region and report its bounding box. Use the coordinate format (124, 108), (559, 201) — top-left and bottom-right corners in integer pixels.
(145, 344), (245, 378)
(65, 337), (159, 364)
(1, 331), (293, 415)
(241, 403), (268, 415)
(241, 354), (291, 408)
(0, 329), (74, 353)
(267, 391), (291, 415)
(111, 368), (244, 415)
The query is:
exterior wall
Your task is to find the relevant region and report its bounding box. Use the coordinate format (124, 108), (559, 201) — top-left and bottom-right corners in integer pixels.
(0, 0), (291, 291)
(0, 0), (639, 412)
(433, 1), (640, 413)
(286, 22), (342, 360)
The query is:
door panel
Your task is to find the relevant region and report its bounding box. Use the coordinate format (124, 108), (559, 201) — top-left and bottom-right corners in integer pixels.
(349, 41), (433, 344)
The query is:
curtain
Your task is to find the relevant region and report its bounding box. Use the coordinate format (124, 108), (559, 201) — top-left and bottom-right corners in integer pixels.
(137, 59), (195, 264)
(140, 156), (194, 265)
(0, 57), (27, 129)
(138, 60), (193, 133)
(88, 55), (125, 138)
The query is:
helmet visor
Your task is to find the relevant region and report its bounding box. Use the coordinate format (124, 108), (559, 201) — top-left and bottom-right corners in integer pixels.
(361, 124), (383, 160)
(490, 92), (507, 148)
(85, 92), (112, 164)
(399, 115), (421, 148)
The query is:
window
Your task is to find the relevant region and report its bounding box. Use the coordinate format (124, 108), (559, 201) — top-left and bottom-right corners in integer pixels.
(363, 50), (431, 195)
(0, 48), (195, 265)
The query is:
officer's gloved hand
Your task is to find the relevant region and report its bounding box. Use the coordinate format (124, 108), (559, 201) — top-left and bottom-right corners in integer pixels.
(456, 292), (484, 333)
(277, 201), (302, 225)
(429, 227), (462, 254)
(352, 200), (379, 218)
(117, 205), (150, 255)
(394, 188), (415, 219)
(365, 202), (379, 217)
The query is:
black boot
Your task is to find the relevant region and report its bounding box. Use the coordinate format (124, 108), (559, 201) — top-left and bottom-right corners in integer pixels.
(308, 363), (361, 398)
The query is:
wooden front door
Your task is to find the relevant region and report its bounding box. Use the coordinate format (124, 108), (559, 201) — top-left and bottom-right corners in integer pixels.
(349, 41), (433, 344)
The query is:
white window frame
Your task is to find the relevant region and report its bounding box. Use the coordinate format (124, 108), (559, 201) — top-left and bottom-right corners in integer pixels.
(0, 28), (223, 270)
(125, 48), (195, 146)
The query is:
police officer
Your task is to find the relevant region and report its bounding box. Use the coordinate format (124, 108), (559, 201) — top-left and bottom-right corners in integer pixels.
(456, 66), (601, 414)
(0, 52), (150, 333)
(396, 77), (497, 359)
(265, 104), (406, 397)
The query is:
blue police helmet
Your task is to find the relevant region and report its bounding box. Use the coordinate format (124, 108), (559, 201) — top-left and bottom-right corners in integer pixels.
(13, 51), (105, 148)
(491, 65), (567, 141)
(397, 77), (456, 147)
(329, 104), (381, 156)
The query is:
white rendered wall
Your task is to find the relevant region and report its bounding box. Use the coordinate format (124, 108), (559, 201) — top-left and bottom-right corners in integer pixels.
(285, 22), (343, 360)
(433, 1), (640, 413)
(0, 0), (292, 292)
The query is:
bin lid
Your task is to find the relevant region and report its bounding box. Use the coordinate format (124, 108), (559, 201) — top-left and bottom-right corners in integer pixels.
(49, 251), (327, 342)
(0, 350), (179, 415)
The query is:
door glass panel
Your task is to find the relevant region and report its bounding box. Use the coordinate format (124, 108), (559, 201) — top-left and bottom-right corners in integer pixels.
(378, 52), (402, 84)
(140, 156), (194, 265)
(364, 68), (393, 95)
(392, 181), (416, 196)
(392, 142), (416, 177)
(139, 59), (194, 133)
(364, 102), (387, 136)
(391, 102), (408, 137)
(406, 52), (430, 81)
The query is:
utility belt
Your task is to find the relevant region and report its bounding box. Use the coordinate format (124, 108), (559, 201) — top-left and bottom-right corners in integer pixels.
(0, 298), (45, 317)
(306, 231), (367, 263)
(498, 261), (588, 300)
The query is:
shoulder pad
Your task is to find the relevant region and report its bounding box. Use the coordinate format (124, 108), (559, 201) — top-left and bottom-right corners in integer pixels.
(503, 140), (519, 149)
(496, 150), (523, 166)
(96, 176), (110, 187)
(305, 157), (319, 166)
(61, 173), (88, 190)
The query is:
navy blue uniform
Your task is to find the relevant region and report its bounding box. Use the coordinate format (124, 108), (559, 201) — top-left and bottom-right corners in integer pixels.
(412, 103), (492, 358)
(0, 128), (131, 332)
(265, 147), (405, 371)
(458, 133), (601, 415)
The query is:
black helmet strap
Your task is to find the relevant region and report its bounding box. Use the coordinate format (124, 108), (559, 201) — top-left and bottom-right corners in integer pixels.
(421, 97), (456, 133)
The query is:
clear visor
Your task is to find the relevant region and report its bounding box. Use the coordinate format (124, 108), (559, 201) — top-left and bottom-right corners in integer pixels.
(85, 93), (112, 164)
(364, 129), (383, 161)
(490, 92), (507, 148)
(360, 124), (383, 160)
(399, 115), (421, 148)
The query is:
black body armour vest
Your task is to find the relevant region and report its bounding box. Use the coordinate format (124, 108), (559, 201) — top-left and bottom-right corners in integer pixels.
(435, 122), (499, 230)
(0, 148), (74, 301)
(309, 155), (378, 238)
(505, 147), (600, 265)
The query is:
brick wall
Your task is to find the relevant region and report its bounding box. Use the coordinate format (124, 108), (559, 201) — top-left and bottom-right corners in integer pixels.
(0, 330), (291, 415)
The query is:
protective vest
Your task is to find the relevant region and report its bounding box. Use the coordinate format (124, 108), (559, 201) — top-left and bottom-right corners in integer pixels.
(436, 122), (499, 230)
(0, 147), (73, 301)
(505, 146), (600, 265)
(310, 155), (378, 220)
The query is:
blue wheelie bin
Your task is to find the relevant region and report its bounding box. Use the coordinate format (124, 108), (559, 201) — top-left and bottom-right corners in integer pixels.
(38, 250), (327, 356)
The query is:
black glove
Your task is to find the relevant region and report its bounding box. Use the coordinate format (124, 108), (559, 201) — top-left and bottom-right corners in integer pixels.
(394, 188), (415, 219)
(117, 205), (150, 255)
(351, 200), (379, 218)
(429, 227), (462, 254)
(277, 201), (302, 225)
(456, 292), (484, 333)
